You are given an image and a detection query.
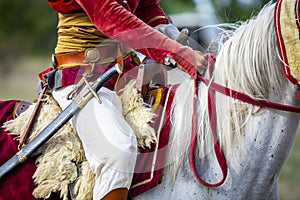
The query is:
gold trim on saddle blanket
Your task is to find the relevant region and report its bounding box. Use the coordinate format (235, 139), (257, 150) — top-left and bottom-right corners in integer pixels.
(275, 0), (300, 83)
(131, 84), (175, 189)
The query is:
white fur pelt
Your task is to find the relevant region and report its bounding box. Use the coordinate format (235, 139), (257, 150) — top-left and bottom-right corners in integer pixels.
(3, 79), (157, 199)
(118, 79), (157, 148)
(4, 95), (95, 200)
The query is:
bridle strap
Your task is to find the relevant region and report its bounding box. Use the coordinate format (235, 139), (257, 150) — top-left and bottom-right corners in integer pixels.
(189, 54), (227, 187)
(189, 53), (300, 188)
(198, 76), (300, 113)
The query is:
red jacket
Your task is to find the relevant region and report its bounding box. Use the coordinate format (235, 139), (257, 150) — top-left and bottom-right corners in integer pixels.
(48, 0), (197, 79)
(48, 0), (168, 26)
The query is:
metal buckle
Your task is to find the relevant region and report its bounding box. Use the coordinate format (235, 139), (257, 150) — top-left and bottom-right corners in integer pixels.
(51, 54), (58, 68)
(85, 48), (100, 63)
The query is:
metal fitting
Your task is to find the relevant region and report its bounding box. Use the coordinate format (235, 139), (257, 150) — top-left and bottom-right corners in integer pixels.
(85, 48), (100, 63)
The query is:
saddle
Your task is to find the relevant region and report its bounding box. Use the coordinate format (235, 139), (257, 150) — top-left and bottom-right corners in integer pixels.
(0, 62), (177, 199)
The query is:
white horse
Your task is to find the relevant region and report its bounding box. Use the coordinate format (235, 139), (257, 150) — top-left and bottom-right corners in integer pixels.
(0, 1), (299, 200)
(135, 2), (300, 199)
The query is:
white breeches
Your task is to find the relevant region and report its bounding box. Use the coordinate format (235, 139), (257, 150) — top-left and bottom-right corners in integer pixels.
(52, 85), (137, 199)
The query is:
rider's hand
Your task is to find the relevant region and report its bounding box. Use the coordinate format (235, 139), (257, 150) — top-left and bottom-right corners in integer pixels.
(156, 24), (207, 76)
(166, 50), (207, 77)
(193, 50), (207, 75)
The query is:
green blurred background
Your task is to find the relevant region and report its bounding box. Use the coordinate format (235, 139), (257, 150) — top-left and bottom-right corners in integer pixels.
(0, 0), (299, 199)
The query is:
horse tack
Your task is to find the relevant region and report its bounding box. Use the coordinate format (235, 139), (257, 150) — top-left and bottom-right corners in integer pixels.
(275, 0), (300, 100)
(199, 75), (300, 113)
(190, 54), (228, 187)
(116, 2), (300, 198)
(1, 2), (300, 199)
(191, 45), (300, 188)
(13, 101), (32, 118)
(198, 52), (300, 114)
(19, 86), (48, 148)
(197, 0), (300, 115)
(274, 0), (300, 86)
(130, 84), (178, 197)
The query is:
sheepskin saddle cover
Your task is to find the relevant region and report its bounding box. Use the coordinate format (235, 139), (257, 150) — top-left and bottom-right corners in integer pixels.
(0, 80), (175, 199)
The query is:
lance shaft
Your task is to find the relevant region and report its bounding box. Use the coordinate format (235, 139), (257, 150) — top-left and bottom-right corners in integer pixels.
(0, 64), (122, 181)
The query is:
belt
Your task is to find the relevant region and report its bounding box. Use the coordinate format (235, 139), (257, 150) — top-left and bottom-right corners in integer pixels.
(40, 44), (135, 90)
(40, 55), (135, 91)
(52, 44), (130, 69)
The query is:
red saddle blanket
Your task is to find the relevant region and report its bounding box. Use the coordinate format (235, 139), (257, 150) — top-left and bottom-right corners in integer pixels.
(0, 85), (176, 199)
(0, 100), (37, 200)
(130, 85), (177, 197)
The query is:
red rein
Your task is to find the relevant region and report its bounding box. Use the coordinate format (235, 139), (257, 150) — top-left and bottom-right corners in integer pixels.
(189, 54), (300, 187)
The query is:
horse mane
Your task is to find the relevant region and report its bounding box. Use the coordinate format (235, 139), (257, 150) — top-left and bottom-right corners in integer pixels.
(166, 2), (291, 180)
(212, 2), (287, 155)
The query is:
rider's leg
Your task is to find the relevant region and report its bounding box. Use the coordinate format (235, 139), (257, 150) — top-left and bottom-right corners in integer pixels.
(102, 188), (128, 200)
(52, 86), (137, 200)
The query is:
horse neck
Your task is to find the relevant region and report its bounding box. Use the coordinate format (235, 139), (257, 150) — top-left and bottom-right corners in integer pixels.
(190, 3), (300, 192)
(210, 2), (300, 155)
(194, 1), (299, 176)
(165, 2), (300, 186)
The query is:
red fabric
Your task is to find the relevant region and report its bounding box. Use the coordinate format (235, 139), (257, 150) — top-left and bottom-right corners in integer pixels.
(198, 54), (300, 113)
(0, 100), (62, 200)
(61, 56), (138, 90)
(38, 67), (53, 83)
(77, 0), (196, 79)
(48, 0), (83, 13)
(0, 100), (37, 200)
(274, 0), (300, 86)
(48, 0), (168, 26)
(73, 0), (197, 79)
(133, 0), (169, 27)
(189, 54), (228, 187)
(48, 0), (197, 78)
(39, 56), (137, 90)
(130, 85), (178, 197)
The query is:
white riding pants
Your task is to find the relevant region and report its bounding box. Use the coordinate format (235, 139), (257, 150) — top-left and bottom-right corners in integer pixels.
(52, 85), (137, 199)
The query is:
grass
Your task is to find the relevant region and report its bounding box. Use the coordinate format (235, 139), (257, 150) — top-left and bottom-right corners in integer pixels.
(279, 127), (300, 200)
(0, 57), (50, 101)
(0, 56), (300, 199)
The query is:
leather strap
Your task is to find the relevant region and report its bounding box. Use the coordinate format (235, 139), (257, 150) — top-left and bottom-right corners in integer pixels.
(190, 54), (227, 187)
(53, 44), (129, 69)
(53, 51), (86, 68)
(135, 61), (168, 99)
(190, 53), (300, 187)
(190, 51), (300, 187)
(19, 86), (48, 148)
(198, 54), (300, 113)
